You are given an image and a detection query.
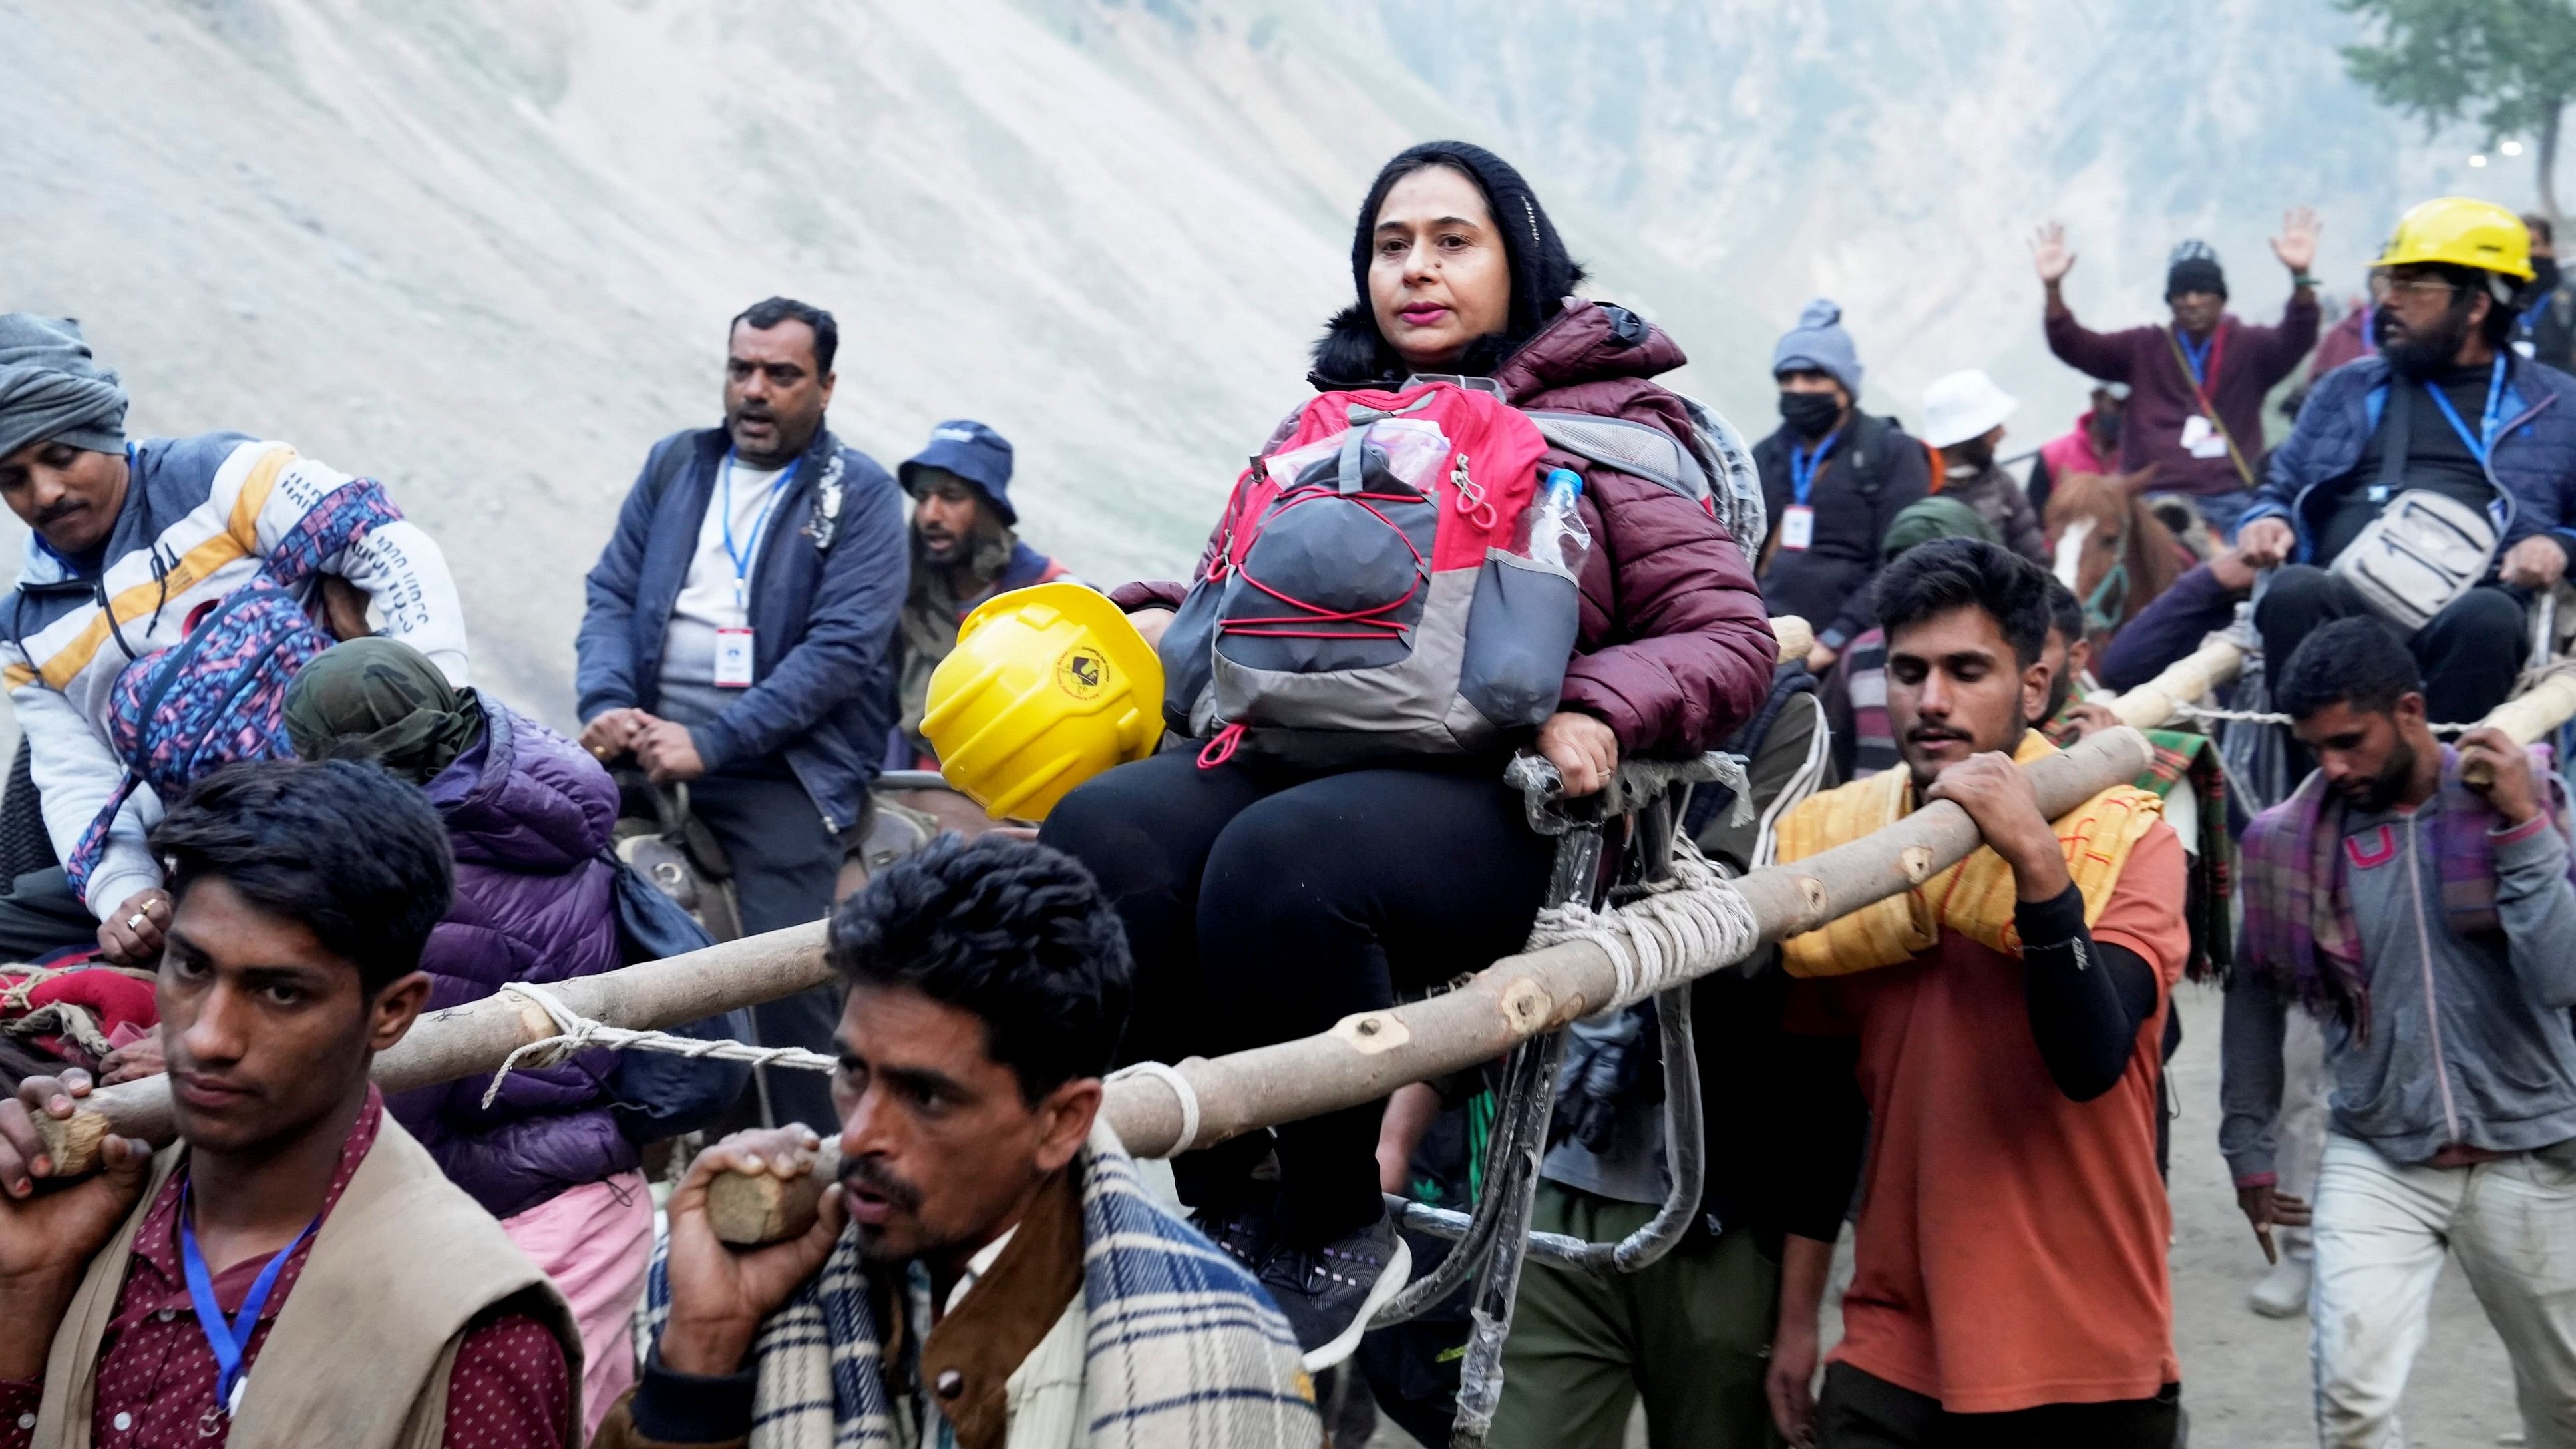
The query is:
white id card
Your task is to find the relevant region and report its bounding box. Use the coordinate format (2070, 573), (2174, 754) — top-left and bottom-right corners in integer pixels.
(715, 628), (756, 688)
(2179, 415), (2229, 459)
(1779, 505), (1815, 550)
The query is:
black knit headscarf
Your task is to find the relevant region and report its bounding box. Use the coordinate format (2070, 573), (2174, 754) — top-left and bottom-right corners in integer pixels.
(1311, 140), (1588, 387)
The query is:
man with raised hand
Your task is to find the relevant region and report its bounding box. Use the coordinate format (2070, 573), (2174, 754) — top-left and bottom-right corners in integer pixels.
(2036, 213), (2322, 534)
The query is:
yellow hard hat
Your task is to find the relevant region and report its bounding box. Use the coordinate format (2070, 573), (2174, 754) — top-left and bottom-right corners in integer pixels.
(2372, 196), (2535, 282)
(922, 582), (1165, 821)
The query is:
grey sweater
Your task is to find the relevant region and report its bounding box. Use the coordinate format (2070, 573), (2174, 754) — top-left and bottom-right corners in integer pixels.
(2220, 799), (2576, 1182)
(1939, 461), (2049, 564)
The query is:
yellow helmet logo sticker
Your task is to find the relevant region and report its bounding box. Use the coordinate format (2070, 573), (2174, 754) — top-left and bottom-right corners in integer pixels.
(1056, 646), (1109, 700)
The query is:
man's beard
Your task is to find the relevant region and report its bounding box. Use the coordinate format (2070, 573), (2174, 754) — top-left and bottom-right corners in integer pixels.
(2378, 303), (2472, 381)
(2338, 737), (2418, 813)
(2043, 669), (2074, 724)
(913, 527), (968, 568)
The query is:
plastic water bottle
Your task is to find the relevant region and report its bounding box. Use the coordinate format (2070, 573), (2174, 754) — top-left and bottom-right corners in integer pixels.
(1516, 467), (1593, 577)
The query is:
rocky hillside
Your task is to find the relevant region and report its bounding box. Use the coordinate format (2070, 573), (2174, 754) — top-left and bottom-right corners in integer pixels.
(1, 0), (2534, 720)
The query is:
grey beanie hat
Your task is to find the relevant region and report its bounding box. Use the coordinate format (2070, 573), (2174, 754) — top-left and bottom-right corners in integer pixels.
(1771, 297), (1864, 398)
(0, 315), (128, 462)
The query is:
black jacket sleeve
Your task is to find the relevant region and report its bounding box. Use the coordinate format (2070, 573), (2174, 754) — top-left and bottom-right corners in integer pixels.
(2018, 885), (2161, 1102)
(1777, 1021), (1867, 1243)
(626, 1346), (755, 1444)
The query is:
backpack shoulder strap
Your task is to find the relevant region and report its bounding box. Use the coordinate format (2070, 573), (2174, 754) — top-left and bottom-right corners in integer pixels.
(1839, 414), (1894, 500)
(642, 433), (707, 512)
(1527, 411), (1712, 503)
(2376, 379), (2413, 495)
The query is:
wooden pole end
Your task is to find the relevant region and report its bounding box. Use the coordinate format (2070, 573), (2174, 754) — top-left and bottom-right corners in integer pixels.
(1771, 615), (1814, 665)
(36, 1108), (110, 1177)
(709, 1147), (835, 1247)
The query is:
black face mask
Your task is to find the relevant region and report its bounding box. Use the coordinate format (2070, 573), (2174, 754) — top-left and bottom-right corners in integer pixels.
(1779, 389), (1843, 440)
(2534, 256), (2563, 300)
(2092, 409), (2123, 445)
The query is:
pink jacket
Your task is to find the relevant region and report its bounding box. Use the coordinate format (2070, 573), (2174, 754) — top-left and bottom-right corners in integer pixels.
(1115, 300), (1777, 756)
(2038, 411), (2114, 482)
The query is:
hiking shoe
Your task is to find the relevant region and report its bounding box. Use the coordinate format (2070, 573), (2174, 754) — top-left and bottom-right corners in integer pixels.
(1259, 1213), (1412, 1372)
(1197, 1183), (1281, 1277)
(2247, 1250), (2312, 1319)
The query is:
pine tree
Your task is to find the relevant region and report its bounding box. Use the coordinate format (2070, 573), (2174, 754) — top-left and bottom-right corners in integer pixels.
(2338, 0), (2576, 224)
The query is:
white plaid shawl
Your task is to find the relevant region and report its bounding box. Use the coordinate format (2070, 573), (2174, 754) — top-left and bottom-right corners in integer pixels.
(644, 1121), (1318, 1448)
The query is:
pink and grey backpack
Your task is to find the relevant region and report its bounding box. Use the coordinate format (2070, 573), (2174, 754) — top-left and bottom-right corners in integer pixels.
(1158, 380), (1580, 767)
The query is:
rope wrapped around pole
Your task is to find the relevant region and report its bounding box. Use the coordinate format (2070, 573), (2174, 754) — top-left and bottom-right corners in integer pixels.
(35, 730), (2153, 1233)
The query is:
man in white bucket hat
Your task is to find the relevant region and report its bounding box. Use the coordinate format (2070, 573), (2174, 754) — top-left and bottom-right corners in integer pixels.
(1921, 370), (2047, 562)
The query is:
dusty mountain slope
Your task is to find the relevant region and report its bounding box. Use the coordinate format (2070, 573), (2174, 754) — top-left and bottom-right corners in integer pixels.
(2, 0), (2513, 718)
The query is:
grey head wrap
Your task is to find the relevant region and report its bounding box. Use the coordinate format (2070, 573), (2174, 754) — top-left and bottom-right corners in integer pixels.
(0, 314), (128, 461)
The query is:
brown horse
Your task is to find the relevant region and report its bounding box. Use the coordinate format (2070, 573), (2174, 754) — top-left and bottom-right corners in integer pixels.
(2042, 465), (2193, 642)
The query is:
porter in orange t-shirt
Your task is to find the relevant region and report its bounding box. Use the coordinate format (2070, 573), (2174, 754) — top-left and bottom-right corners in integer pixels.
(1793, 823), (2189, 1412)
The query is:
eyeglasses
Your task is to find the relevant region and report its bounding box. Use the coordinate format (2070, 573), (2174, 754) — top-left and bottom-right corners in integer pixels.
(2370, 273), (2465, 303)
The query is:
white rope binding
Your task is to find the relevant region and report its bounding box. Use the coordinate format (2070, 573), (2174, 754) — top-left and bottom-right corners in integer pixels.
(2165, 699), (2491, 735)
(1105, 1060), (1202, 1155)
(1520, 837), (1763, 1011)
(482, 981), (837, 1108)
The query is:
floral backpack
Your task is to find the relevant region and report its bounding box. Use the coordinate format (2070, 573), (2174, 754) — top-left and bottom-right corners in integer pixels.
(65, 479), (405, 898)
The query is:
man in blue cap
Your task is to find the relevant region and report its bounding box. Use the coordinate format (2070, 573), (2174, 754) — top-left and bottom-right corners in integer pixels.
(1752, 299), (1931, 676)
(890, 420), (1075, 767)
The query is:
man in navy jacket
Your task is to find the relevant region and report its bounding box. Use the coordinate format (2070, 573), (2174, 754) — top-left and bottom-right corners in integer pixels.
(575, 297), (905, 1131)
(2239, 203), (2576, 727)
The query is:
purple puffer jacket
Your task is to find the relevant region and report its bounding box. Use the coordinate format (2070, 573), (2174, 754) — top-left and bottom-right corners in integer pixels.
(387, 698), (634, 1219)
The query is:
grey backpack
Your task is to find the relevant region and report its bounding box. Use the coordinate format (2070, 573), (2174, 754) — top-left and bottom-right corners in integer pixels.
(1527, 393), (1769, 556)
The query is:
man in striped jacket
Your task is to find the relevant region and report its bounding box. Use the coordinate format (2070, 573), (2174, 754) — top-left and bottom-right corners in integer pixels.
(0, 314), (468, 964)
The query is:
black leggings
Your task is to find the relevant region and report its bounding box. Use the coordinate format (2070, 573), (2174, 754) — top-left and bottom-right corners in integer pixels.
(2255, 565), (2527, 725)
(1041, 749), (1554, 1243)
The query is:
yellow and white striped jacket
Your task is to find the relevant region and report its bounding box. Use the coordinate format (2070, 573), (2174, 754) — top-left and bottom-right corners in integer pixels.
(3, 432), (468, 915)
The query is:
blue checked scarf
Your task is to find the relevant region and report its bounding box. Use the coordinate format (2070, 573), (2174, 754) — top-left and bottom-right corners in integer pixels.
(644, 1120), (1318, 1448)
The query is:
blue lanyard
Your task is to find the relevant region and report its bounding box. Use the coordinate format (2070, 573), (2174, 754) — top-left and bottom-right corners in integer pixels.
(1788, 431), (1840, 507)
(180, 1185), (321, 1417)
(2421, 355), (2511, 468)
(721, 453), (799, 604)
(2176, 326), (2215, 387)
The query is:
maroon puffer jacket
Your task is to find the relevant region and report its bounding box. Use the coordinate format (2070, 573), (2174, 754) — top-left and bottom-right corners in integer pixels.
(1115, 298), (1777, 757)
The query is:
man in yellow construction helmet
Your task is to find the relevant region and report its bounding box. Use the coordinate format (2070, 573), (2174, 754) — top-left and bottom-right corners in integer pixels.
(2235, 196), (2575, 731)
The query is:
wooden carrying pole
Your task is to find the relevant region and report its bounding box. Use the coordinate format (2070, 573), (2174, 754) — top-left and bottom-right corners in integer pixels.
(38, 729), (2151, 1233)
(2088, 620), (2576, 786)
(33, 924), (836, 1173)
(2107, 636), (2245, 730)
(29, 614), (1817, 1169)
(2462, 670), (2576, 785)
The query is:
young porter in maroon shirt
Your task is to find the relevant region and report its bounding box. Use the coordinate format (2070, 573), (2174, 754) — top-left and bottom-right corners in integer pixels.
(0, 761), (578, 1449)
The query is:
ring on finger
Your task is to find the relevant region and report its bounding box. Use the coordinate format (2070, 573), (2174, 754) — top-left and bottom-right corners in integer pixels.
(126, 912), (148, 930)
